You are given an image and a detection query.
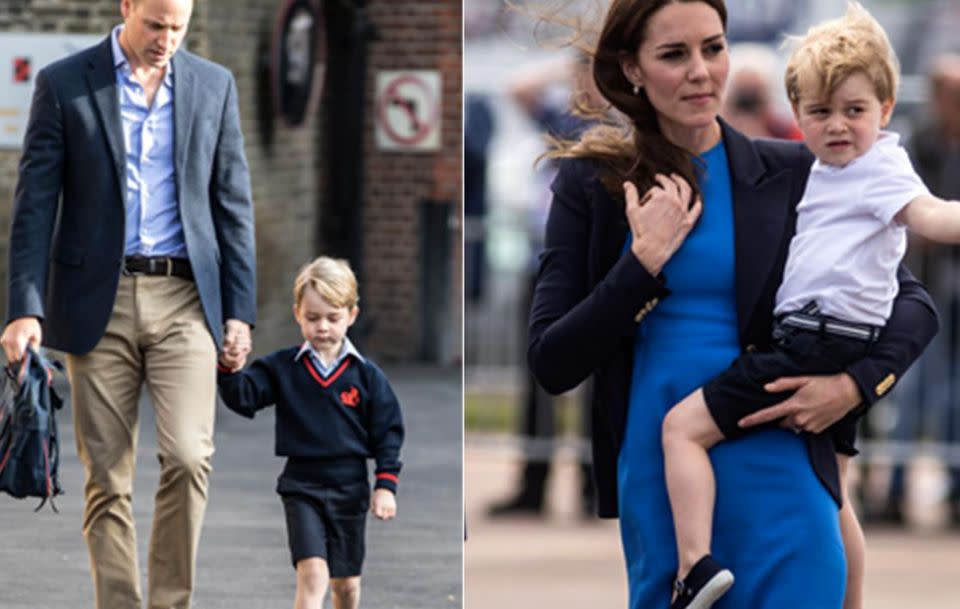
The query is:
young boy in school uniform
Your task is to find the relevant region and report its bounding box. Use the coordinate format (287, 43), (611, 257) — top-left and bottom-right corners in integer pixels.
(658, 4), (960, 609)
(217, 256), (403, 609)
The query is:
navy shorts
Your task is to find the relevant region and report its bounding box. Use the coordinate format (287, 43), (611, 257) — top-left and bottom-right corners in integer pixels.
(702, 321), (874, 456)
(277, 459), (370, 577)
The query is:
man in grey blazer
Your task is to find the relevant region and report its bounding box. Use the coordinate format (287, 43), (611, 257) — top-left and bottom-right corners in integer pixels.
(0, 1), (256, 607)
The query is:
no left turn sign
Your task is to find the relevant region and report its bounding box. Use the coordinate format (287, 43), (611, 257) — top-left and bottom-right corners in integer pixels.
(375, 70), (441, 152)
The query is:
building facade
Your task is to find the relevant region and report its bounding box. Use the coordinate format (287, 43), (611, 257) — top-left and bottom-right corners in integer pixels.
(0, 0), (461, 362)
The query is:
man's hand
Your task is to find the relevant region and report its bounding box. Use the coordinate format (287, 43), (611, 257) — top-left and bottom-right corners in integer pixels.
(218, 353), (247, 372)
(0, 317), (42, 364)
(738, 372), (861, 434)
(221, 319), (251, 371)
(370, 488), (397, 521)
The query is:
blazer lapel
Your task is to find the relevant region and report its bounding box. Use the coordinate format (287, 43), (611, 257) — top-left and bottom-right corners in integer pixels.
(172, 52), (196, 201)
(721, 120), (795, 340)
(86, 37), (126, 202)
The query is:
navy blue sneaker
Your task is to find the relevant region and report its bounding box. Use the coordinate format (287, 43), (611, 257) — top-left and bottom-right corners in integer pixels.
(669, 555), (734, 609)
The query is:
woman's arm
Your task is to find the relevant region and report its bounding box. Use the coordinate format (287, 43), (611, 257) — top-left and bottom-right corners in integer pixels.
(527, 160), (698, 394)
(845, 265), (939, 409)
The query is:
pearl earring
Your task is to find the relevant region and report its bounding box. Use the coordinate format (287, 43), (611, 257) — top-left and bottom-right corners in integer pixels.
(632, 84), (640, 95)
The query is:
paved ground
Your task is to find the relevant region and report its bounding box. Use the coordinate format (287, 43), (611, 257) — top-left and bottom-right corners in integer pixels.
(466, 440), (960, 609)
(0, 365), (462, 609)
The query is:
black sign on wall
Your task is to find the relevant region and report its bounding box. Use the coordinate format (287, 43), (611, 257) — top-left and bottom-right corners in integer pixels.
(273, 0), (326, 126)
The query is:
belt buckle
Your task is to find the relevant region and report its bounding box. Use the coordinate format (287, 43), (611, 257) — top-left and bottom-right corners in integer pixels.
(147, 257), (172, 277)
(122, 256), (143, 277)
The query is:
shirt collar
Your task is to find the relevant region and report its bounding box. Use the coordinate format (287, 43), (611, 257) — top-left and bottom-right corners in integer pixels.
(111, 25), (174, 82)
(294, 337), (365, 365)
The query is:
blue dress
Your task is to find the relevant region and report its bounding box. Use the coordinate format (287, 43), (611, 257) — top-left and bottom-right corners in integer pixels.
(618, 141), (846, 608)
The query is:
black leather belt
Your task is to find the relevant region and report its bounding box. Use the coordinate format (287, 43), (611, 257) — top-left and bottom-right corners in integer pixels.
(122, 256), (193, 280)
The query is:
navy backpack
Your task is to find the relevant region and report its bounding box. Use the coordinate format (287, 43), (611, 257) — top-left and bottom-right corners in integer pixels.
(0, 348), (65, 511)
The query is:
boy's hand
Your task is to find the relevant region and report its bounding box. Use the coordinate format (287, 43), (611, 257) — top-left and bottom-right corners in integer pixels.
(219, 320), (251, 372)
(222, 319), (252, 364)
(218, 352), (246, 372)
(371, 488), (397, 520)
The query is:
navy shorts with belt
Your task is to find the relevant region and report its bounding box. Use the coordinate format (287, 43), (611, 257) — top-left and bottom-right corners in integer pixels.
(703, 304), (879, 456)
(276, 458), (370, 577)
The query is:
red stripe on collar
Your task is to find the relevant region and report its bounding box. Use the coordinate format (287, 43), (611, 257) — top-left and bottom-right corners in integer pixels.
(302, 356), (351, 388)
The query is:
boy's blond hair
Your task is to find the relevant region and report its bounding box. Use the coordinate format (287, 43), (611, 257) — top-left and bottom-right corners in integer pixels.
(784, 2), (899, 109)
(293, 257), (359, 309)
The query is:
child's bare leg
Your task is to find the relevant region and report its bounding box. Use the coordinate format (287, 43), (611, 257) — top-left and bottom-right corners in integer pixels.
(662, 388), (726, 578)
(330, 576), (361, 609)
(294, 558), (329, 609)
(838, 455), (865, 609)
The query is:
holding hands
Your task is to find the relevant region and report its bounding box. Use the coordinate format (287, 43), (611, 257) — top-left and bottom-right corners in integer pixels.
(624, 173), (703, 275)
(219, 318), (252, 371)
(371, 488), (397, 520)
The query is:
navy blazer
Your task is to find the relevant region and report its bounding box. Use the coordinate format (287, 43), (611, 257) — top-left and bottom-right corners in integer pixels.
(7, 37), (256, 353)
(529, 120), (939, 518)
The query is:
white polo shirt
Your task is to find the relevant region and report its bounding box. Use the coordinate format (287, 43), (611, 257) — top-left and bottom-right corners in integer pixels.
(775, 132), (930, 326)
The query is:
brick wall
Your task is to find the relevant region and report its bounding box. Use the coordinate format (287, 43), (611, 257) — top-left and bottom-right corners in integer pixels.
(205, 0), (318, 351)
(0, 0), (462, 363)
(352, 0), (462, 361)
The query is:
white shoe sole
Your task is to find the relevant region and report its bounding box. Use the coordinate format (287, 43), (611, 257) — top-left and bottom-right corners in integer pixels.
(686, 570), (735, 609)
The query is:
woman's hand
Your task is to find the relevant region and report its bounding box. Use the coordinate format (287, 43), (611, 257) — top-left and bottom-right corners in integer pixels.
(625, 173), (703, 276)
(738, 372), (861, 434)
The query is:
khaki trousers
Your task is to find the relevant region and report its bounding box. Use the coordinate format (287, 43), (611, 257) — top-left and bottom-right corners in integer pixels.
(66, 276), (218, 609)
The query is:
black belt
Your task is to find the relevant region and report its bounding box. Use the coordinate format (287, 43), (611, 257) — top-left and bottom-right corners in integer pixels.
(777, 302), (881, 343)
(122, 256), (193, 280)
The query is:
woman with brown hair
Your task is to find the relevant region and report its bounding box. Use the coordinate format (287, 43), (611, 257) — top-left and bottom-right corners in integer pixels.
(527, 1), (937, 607)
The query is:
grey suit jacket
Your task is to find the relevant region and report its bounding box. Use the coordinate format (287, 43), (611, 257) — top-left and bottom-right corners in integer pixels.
(6, 37), (256, 353)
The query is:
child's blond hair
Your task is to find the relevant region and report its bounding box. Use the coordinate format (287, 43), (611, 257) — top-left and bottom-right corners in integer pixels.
(784, 2), (899, 109)
(293, 257), (359, 309)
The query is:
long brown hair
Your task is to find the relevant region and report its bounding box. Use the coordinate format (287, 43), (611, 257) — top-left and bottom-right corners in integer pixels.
(547, 0), (728, 199)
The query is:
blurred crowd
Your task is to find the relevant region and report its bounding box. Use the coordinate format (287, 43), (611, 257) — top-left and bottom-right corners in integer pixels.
(465, 0), (960, 528)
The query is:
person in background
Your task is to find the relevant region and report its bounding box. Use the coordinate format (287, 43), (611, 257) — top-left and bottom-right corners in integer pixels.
(721, 42), (803, 141)
(488, 53), (602, 518)
(465, 94), (495, 304)
(878, 52), (960, 526)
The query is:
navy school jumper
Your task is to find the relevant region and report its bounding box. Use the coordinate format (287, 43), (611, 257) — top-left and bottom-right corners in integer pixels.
(217, 346), (404, 493)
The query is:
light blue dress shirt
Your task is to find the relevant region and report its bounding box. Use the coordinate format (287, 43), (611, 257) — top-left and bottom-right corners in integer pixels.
(111, 26), (187, 258)
(294, 337), (365, 377)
